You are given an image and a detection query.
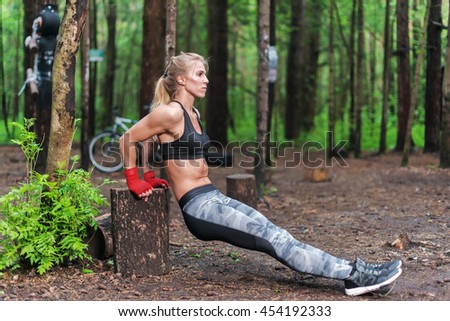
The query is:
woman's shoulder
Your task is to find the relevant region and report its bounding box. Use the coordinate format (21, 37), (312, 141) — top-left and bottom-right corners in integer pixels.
(151, 103), (184, 123)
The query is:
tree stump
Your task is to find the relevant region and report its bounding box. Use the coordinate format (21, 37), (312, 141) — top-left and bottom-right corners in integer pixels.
(226, 173), (257, 209)
(110, 188), (169, 276)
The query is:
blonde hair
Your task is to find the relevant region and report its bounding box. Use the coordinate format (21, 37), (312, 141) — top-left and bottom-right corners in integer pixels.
(150, 52), (209, 110)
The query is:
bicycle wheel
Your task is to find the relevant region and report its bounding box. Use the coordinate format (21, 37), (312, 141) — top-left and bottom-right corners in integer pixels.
(89, 131), (123, 173)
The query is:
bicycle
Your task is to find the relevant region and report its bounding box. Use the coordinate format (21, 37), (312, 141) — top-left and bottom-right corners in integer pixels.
(88, 110), (137, 173)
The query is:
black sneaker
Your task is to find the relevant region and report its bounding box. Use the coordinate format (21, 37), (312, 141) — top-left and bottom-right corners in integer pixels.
(344, 264), (402, 296)
(355, 258), (402, 275)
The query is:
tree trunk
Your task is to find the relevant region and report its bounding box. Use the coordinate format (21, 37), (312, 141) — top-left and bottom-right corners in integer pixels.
(402, 0), (431, 166)
(161, 0), (177, 215)
(333, 0), (349, 122)
(31, 2), (60, 173)
(302, 1), (322, 132)
(368, 32), (377, 130)
(411, 0), (421, 74)
(22, 0), (41, 122)
(102, 0), (116, 128)
(140, 0), (165, 118)
(327, 0), (336, 159)
(348, 0), (357, 152)
(13, 6), (22, 135)
(206, 0), (228, 145)
(45, 0), (89, 176)
(88, 0), (97, 138)
(80, 10), (90, 170)
(424, 0), (442, 153)
(354, 0), (364, 158)
(0, 0), (8, 139)
(380, 0), (392, 154)
(255, 0), (270, 195)
(440, 5), (450, 168)
(284, 0), (305, 140)
(166, 0), (177, 64)
(396, 0), (411, 151)
(265, 0), (276, 167)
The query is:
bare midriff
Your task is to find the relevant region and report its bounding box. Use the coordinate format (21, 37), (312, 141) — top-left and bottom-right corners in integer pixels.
(164, 158), (212, 201)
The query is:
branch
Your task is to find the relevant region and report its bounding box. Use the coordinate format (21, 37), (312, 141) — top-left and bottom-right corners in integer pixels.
(431, 20), (447, 30)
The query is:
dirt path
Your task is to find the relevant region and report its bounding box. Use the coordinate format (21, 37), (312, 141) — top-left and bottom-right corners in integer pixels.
(0, 146), (449, 301)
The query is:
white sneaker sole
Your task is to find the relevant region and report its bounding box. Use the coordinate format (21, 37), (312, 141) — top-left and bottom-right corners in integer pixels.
(345, 268), (402, 296)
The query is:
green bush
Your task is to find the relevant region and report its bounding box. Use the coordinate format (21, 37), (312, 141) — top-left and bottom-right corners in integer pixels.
(0, 120), (110, 275)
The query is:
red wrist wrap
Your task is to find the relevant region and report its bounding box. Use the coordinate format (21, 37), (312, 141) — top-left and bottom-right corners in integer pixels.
(124, 167), (152, 196)
(144, 170), (169, 188)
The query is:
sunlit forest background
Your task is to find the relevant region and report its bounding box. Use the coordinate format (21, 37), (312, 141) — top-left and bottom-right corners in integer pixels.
(1, 0), (449, 154)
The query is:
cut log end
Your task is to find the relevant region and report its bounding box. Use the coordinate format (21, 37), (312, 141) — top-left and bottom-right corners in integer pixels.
(226, 174), (257, 209)
(303, 167), (332, 183)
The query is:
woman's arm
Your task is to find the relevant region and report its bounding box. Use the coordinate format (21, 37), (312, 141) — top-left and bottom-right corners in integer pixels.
(119, 104), (181, 197)
(119, 105), (181, 168)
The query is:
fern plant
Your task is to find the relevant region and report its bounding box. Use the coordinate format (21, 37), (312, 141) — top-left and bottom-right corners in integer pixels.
(0, 120), (110, 275)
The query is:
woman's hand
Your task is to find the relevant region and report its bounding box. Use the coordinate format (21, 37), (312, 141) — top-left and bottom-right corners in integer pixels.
(144, 170), (170, 189)
(124, 167), (154, 198)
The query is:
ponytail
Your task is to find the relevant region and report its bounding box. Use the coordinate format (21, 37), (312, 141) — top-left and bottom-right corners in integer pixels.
(150, 77), (171, 110)
(149, 52), (209, 111)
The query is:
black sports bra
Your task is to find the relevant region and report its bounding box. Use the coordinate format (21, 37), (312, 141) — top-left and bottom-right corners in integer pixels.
(160, 101), (210, 160)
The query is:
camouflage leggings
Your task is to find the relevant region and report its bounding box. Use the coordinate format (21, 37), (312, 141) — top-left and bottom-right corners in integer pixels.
(179, 184), (353, 280)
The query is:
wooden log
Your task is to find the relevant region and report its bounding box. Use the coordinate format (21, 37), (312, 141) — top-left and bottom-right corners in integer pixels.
(303, 167), (332, 182)
(87, 213), (113, 260)
(226, 173), (257, 209)
(110, 188), (169, 276)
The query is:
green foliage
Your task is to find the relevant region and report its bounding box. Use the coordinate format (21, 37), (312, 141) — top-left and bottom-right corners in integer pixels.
(190, 249), (212, 259)
(229, 251), (240, 263)
(10, 119), (42, 176)
(0, 120), (109, 275)
(2, 1), (447, 152)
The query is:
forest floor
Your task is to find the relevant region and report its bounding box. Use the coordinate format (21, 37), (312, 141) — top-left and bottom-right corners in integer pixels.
(0, 145), (449, 301)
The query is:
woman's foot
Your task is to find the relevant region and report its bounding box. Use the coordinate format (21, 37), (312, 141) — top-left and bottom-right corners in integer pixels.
(344, 260), (402, 296)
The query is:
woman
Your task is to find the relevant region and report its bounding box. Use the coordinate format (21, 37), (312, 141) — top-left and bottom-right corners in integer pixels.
(119, 52), (402, 296)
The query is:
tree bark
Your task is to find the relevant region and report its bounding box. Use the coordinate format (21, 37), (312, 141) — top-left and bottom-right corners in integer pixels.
(424, 0), (442, 153)
(166, 0), (177, 64)
(440, 4), (450, 168)
(0, 0), (8, 138)
(80, 10), (90, 170)
(26, 1), (59, 173)
(302, 1), (322, 132)
(111, 188), (169, 276)
(380, 0), (392, 154)
(206, 0), (228, 145)
(265, 0), (276, 167)
(396, 0), (411, 151)
(354, 0), (364, 158)
(22, 0), (42, 122)
(327, 0), (336, 159)
(45, 0), (89, 175)
(102, 0), (116, 128)
(226, 174), (257, 209)
(140, 0), (165, 118)
(88, 0), (97, 138)
(402, 0), (431, 166)
(348, 0), (357, 152)
(159, 0), (177, 214)
(87, 213), (113, 259)
(285, 0), (305, 140)
(255, 0), (270, 195)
